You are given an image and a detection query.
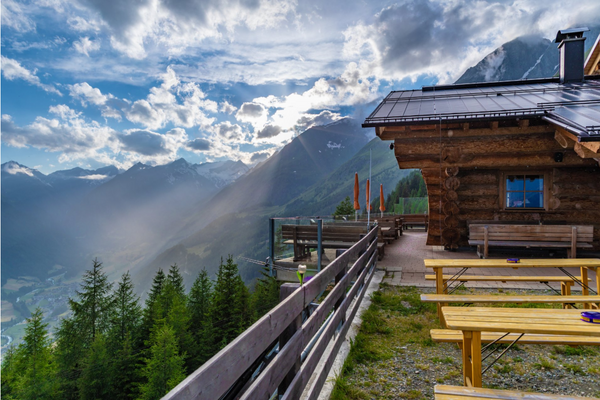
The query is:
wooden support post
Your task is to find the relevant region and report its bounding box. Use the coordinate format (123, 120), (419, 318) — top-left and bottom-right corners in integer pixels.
(435, 268), (447, 327)
(483, 226), (489, 259)
(462, 331), (473, 387)
(581, 267), (590, 310)
(595, 267), (600, 310)
(570, 226), (577, 259)
(471, 331), (482, 388)
(278, 283), (302, 395)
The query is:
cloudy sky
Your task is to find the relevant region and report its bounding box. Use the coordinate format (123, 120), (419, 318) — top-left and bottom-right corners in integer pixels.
(2, 0), (600, 173)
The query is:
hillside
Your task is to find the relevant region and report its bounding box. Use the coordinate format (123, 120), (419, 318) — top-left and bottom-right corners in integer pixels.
(135, 135), (408, 290)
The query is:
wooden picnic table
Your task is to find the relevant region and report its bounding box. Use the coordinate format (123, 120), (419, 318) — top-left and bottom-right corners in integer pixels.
(442, 306), (600, 388)
(425, 259), (600, 320)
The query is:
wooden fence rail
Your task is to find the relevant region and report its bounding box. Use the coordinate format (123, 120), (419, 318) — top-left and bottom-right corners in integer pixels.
(163, 227), (379, 400)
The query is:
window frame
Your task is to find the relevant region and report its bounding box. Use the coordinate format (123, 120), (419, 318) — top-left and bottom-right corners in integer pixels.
(500, 171), (549, 211)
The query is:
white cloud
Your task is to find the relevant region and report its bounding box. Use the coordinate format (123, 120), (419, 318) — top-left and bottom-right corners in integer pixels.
(1, 56), (62, 95)
(68, 16), (102, 32)
(73, 37), (101, 56)
(124, 66), (217, 129)
(1, 0), (35, 32)
(219, 101), (237, 114)
(213, 121), (244, 141)
(69, 82), (109, 106)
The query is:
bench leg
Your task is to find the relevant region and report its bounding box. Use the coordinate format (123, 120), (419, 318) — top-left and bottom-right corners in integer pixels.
(562, 282), (573, 309)
(582, 267), (590, 309)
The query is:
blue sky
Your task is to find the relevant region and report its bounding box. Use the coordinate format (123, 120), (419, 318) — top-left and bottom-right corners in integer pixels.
(2, 0), (600, 173)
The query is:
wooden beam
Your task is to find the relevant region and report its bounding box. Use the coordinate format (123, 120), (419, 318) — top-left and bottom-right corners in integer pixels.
(575, 142), (600, 158)
(490, 121), (499, 130)
(377, 124), (553, 140)
(518, 119), (529, 128)
(554, 130), (572, 149)
(394, 133), (567, 157)
(395, 152), (597, 169)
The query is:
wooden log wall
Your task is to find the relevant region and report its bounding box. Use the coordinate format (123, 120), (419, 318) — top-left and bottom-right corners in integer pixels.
(422, 167), (600, 249)
(390, 122), (600, 249)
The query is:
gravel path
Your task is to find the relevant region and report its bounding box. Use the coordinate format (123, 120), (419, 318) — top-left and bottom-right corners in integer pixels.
(334, 286), (600, 400)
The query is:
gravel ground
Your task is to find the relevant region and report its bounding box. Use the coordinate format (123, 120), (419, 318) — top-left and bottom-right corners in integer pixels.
(332, 285), (600, 400)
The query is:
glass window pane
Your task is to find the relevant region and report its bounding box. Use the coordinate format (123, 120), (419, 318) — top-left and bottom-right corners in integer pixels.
(507, 192), (524, 208)
(525, 175), (544, 191)
(506, 175), (524, 191)
(525, 192), (543, 208)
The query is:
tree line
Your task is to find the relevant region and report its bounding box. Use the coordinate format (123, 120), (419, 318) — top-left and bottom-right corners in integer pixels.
(332, 170), (427, 217)
(1, 256), (280, 400)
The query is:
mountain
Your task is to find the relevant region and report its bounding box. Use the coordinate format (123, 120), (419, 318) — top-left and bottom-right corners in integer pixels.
(135, 124), (407, 289)
(1, 162), (120, 282)
(0, 158), (247, 283)
(169, 118), (371, 245)
(456, 27), (600, 84)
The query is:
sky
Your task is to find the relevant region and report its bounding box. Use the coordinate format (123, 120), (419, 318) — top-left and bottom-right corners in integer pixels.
(2, 0), (600, 174)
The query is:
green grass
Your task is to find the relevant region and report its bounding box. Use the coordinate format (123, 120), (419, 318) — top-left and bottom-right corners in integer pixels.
(553, 345), (597, 356)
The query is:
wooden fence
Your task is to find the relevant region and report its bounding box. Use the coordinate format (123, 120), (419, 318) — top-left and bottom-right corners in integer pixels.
(163, 227), (379, 400)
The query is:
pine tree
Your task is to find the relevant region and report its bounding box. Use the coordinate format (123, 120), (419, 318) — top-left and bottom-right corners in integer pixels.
(188, 269), (215, 369)
(139, 325), (186, 400)
(107, 271), (143, 400)
(79, 334), (112, 400)
(211, 256), (252, 348)
(251, 264), (280, 320)
(112, 271), (142, 343)
(16, 308), (58, 400)
(333, 196), (355, 216)
(69, 258), (115, 342)
(56, 259), (114, 400)
(139, 269), (166, 350)
(1, 344), (21, 400)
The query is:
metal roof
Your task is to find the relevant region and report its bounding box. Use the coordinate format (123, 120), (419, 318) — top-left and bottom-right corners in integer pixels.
(362, 77), (600, 141)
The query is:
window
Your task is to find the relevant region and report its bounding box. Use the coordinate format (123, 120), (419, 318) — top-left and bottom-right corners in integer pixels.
(505, 174), (544, 209)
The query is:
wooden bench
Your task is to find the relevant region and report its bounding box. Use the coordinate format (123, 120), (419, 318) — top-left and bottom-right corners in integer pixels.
(399, 214), (428, 231)
(420, 294), (600, 313)
(424, 274), (592, 296)
(468, 224), (594, 259)
(430, 329), (600, 346)
(281, 224), (385, 261)
(435, 384), (596, 400)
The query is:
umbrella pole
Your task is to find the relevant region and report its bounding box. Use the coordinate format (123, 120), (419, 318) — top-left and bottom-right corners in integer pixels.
(355, 210), (358, 222)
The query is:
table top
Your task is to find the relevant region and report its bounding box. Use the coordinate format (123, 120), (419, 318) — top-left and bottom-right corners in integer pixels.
(424, 258), (600, 268)
(442, 306), (600, 337)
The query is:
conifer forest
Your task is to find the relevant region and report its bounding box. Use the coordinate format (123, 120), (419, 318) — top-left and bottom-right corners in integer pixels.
(1, 257), (280, 400)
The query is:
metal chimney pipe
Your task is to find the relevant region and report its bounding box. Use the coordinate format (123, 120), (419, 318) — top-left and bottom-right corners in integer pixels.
(555, 27), (589, 84)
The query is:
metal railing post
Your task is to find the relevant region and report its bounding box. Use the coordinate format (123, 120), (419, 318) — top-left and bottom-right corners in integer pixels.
(269, 218), (275, 277)
(317, 219), (323, 272)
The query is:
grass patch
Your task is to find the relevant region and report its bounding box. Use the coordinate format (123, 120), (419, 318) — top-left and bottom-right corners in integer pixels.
(553, 345), (596, 357)
(534, 357), (555, 370)
(330, 375), (368, 400)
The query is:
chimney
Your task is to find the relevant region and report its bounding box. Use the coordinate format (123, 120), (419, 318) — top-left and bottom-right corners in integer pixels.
(555, 27), (589, 84)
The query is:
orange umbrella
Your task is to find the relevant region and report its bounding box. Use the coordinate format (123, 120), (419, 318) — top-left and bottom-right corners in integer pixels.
(353, 173), (360, 210)
(379, 184), (385, 212)
(366, 179), (371, 211)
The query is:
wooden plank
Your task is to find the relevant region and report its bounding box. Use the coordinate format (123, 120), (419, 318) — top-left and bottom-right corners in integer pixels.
(282, 252), (376, 400)
(424, 258), (600, 268)
(423, 275), (590, 282)
(303, 232), (376, 307)
(239, 329), (303, 400)
(305, 254), (376, 400)
(442, 307), (600, 337)
(164, 288), (305, 400)
(434, 385), (596, 400)
(430, 329), (600, 345)
(421, 294), (600, 303)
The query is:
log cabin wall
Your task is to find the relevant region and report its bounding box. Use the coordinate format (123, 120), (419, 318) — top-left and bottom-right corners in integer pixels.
(386, 120), (600, 249)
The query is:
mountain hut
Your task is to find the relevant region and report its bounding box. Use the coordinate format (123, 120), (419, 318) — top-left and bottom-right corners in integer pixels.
(363, 28), (600, 252)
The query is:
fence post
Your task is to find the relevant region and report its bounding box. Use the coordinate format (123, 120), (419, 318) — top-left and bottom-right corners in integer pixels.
(334, 252), (348, 329)
(278, 283), (302, 395)
(269, 218), (275, 277)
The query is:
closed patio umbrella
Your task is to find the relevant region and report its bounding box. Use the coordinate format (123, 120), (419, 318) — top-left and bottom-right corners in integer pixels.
(380, 184), (385, 217)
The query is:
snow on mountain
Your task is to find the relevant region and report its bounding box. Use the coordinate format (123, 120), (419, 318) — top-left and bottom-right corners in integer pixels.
(194, 160), (249, 188)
